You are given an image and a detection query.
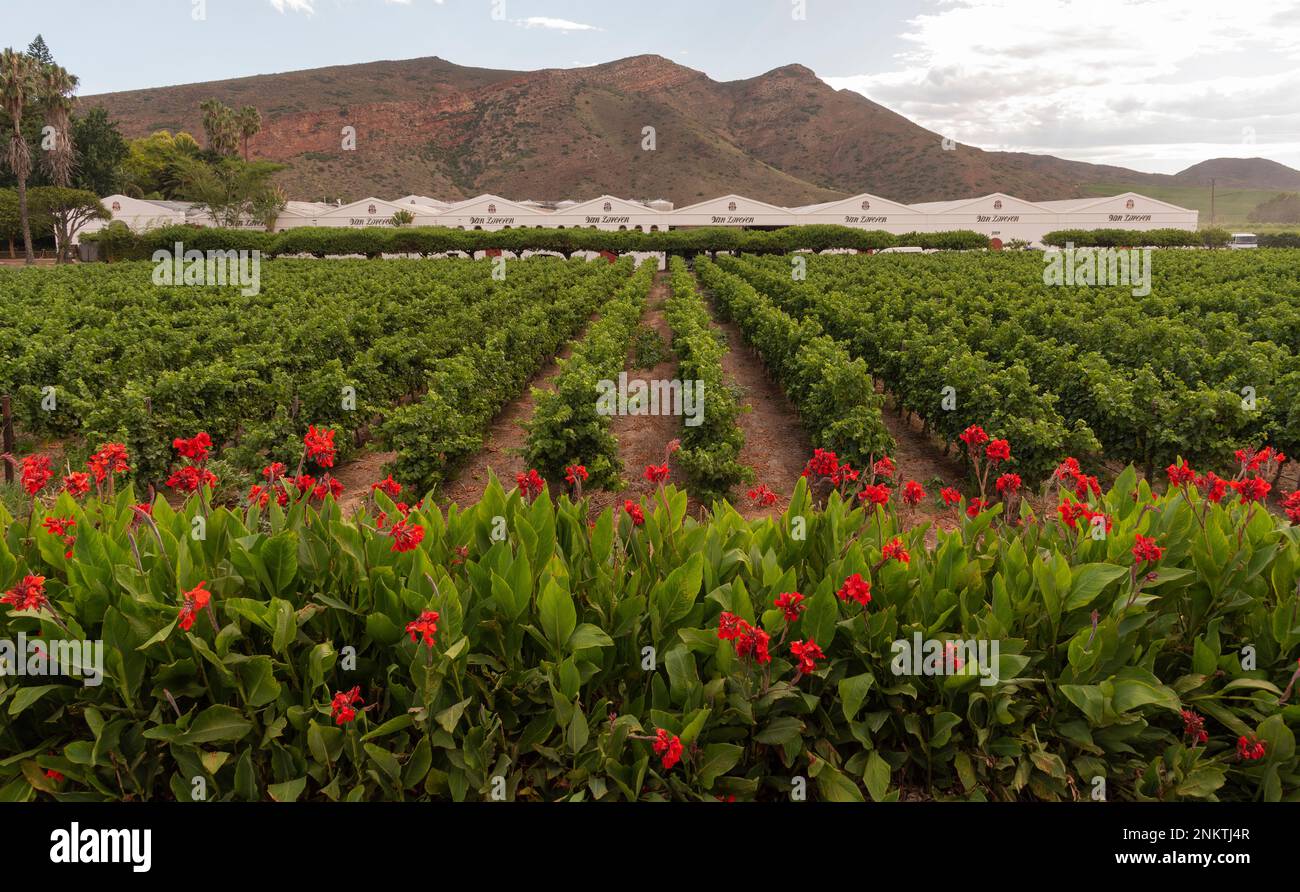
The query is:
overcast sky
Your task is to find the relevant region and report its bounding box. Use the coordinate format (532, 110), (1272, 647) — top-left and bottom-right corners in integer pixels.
(5, 0), (1298, 173)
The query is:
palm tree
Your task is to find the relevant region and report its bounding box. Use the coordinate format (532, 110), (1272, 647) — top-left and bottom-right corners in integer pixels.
(0, 48), (39, 264)
(38, 63), (78, 188)
(236, 106), (261, 162)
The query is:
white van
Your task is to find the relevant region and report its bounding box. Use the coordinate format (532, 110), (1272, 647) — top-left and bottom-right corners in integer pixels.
(1229, 233), (1258, 249)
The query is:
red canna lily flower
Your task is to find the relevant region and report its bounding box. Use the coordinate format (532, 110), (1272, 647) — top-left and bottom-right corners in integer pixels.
(965, 498), (988, 517)
(2, 575), (49, 613)
(653, 728), (683, 770)
(1237, 735), (1266, 761)
(717, 611), (744, 641)
(1054, 457), (1081, 480)
(1181, 709), (1208, 745)
(331, 687), (363, 726)
(515, 469), (545, 501)
(263, 462), (288, 482)
(388, 519), (425, 553)
(62, 472), (91, 498)
(959, 425), (989, 448)
(303, 426), (336, 468)
(801, 448), (839, 480)
(774, 591), (805, 622)
(311, 474), (344, 503)
(881, 537), (910, 564)
(858, 483), (891, 507)
(564, 465), (588, 486)
(87, 442), (130, 484)
(902, 480), (926, 506)
(1195, 472), (1229, 504)
(405, 610), (440, 648)
(790, 639), (825, 675)
(940, 487), (962, 507)
(623, 500), (645, 527)
(832, 462), (860, 487)
(19, 455), (53, 496)
(1132, 535), (1164, 564)
(1166, 461), (1196, 486)
(644, 463), (670, 484)
(1230, 477), (1271, 504)
(371, 475), (402, 498)
(836, 573), (872, 607)
(748, 484), (778, 506)
(734, 624), (771, 664)
(872, 456), (895, 479)
(1283, 490), (1300, 525)
(985, 439), (1011, 464)
(995, 472), (1022, 494)
(42, 516), (75, 537)
(177, 581), (210, 632)
(172, 432), (212, 462)
(167, 465), (219, 493)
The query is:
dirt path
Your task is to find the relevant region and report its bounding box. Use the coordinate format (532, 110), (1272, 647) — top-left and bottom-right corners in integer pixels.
(589, 272), (686, 516)
(333, 448), (398, 515)
(711, 315), (813, 521)
(437, 333), (587, 509)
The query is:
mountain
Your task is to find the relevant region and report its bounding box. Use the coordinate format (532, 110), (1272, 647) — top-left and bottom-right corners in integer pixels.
(78, 55), (1300, 206)
(1172, 158), (1300, 191)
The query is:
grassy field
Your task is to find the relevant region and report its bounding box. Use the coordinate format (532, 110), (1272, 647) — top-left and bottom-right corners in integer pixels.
(1082, 182), (1293, 229)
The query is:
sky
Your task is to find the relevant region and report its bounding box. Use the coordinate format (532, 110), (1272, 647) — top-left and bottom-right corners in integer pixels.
(3, 0), (1299, 174)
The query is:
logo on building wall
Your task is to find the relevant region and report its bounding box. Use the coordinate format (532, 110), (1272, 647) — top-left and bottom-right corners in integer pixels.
(727, 202), (738, 212)
(1125, 199), (1135, 209)
(367, 204), (377, 215)
(993, 200), (1003, 210)
(861, 200), (871, 210)
(111, 201), (121, 212)
(487, 203), (497, 214)
(603, 201), (612, 212)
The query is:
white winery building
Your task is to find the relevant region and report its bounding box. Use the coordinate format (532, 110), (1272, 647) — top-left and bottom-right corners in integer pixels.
(80, 190), (1198, 246)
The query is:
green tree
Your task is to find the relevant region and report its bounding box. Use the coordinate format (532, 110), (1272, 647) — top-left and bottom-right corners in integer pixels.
(0, 47), (40, 262)
(236, 105), (261, 162)
(121, 129), (202, 198)
(199, 98), (239, 157)
(28, 185), (107, 262)
(71, 107), (128, 195)
(25, 35), (54, 67)
(178, 155), (285, 228)
(36, 62), (78, 186)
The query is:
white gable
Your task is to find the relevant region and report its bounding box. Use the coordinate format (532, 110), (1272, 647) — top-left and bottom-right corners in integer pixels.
(562, 195), (662, 216)
(924, 193), (1051, 216)
(319, 197), (407, 219)
(675, 194), (793, 216)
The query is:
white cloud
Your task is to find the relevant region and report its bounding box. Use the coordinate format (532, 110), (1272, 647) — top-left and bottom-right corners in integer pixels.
(513, 16), (601, 32)
(823, 0), (1300, 173)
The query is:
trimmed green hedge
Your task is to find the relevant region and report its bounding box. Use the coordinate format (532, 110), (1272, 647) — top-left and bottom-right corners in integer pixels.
(83, 223), (990, 260)
(1042, 228), (1231, 248)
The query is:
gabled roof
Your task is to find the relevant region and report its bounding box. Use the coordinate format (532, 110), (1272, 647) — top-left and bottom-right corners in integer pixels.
(674, 193), (795, 215)
(791, 192), (922, 215)
(442, 194), (553, 216)
(560, 195), (664, 215)
(910, 192), (1051, 215)
(1037, 191), (1197, 214)
(317, 197), (407, 218)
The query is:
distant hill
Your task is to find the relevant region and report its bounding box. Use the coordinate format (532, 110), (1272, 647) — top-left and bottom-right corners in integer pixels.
(79, 55), (1300, 206)
(1173, 158), (1300, 191)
